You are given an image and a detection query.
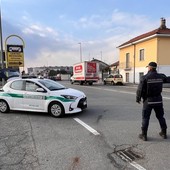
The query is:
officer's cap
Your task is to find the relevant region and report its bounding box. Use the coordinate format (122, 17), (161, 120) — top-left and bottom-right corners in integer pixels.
(146, 62), (157, 68)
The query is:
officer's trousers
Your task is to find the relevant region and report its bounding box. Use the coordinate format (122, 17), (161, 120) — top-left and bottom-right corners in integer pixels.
(142, 101), (167, 132)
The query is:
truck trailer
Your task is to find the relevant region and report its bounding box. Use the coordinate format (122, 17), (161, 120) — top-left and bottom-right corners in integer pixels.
(70, 61), (99, 85)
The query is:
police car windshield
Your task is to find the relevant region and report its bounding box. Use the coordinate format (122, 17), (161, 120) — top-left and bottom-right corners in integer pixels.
(38, 79), (66, 91)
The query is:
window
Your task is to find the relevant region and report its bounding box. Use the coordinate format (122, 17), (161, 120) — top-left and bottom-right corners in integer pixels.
(114, 75), (122, 78)
(10, 80), (24, 90)
(126, 73), (129, 82)
(26, 81), (40, 92)
(139, 49), (144, 61)
(126, 53), (130, 68)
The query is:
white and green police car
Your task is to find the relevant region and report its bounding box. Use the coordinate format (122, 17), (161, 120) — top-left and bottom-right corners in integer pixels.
(0, 78), (87, 118)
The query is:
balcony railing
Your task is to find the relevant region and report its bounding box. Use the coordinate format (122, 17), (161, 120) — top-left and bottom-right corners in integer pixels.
(119, 62), (133, 70)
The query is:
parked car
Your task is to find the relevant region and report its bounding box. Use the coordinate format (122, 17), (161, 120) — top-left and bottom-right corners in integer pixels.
(70, 76), (76, 84)
(56, 74), (61, 81)
(0, 68), (21, 82)
(0, 78), (87, 118)
(49, 74), (61, 81)
(104, 74), (123, 85)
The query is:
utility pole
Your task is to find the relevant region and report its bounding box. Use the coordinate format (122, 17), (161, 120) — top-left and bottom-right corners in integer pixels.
(78, 42), (82, 62)
(0, 4), (5, 85)
(100, 51), (103, 61)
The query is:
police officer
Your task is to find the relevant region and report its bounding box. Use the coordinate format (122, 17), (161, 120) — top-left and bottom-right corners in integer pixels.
(136, 62), (168, 141)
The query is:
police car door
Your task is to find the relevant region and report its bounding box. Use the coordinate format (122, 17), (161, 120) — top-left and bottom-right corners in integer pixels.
(23, 80), (46, 111)
(8, 79), (25, 110)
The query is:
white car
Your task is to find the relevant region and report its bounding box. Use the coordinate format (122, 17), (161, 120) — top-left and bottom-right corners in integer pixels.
(70, 76), (75, 84)
(0, 78), (87, 118)
(104, 74), (123, 85)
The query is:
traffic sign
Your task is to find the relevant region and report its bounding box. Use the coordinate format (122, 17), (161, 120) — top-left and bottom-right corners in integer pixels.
(6, 45), (24, 67)
(8, 61), (23, 66)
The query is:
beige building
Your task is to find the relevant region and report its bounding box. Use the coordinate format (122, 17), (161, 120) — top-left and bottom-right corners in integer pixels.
(118, 18), (170, 84)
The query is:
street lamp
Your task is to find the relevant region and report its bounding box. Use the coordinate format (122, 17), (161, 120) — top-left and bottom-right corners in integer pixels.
(100, 51), (103, 61)
(78, 42), (82, 62)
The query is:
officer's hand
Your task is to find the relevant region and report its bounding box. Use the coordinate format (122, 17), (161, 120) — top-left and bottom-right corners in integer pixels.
(136, 97), (141, 104)
(136, 100), (141, 104)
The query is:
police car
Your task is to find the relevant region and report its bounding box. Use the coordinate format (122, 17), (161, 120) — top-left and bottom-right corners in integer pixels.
(0, 78), (87, 118)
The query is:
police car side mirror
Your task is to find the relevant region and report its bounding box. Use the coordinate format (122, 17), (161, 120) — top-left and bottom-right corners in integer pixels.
(36, 88), (46, 93)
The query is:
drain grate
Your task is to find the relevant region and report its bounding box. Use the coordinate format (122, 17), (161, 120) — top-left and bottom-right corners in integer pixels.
(107, 145), (145, 169)
(116, 148), (143, 162)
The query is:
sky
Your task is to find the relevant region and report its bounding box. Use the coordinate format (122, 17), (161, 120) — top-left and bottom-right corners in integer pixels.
(1, 0), (170, 71)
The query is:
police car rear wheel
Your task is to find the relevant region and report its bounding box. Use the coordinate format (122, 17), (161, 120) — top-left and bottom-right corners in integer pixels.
(49, 102), (64, 118)
(0, 100), (10, 113)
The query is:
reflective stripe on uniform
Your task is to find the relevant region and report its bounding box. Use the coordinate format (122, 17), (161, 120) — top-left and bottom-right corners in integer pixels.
(147, 79), (163, 83)
(148, 101), (162, 104)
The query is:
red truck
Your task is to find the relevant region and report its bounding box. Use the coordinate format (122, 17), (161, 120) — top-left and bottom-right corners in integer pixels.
(70, 61), (99, 85)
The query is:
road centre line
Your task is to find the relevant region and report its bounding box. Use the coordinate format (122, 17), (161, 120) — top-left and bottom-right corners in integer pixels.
(74, 118), (100, 135)
(84, 86), (135, 95)
(103, 88), (135, 95)
(84, 86), (138, 95)
(163, 96), (170, 100)
(84, 86), (170, 100)
(104, 88), (170, 100)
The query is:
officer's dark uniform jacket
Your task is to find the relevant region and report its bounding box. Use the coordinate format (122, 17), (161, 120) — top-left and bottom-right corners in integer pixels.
(136, 70), (167, 105)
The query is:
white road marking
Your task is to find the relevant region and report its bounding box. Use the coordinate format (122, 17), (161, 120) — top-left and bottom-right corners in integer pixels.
(118, 151), (147, 170)
(103, 88), (135, 95)
(74, 118), (100, 135)
(163, 96), (170, 100)
(130, 161), (147, 170)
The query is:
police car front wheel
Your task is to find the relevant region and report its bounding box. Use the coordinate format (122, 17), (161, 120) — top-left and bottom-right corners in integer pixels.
(48, 102), (65, 118)
(0, 100), (10, 113)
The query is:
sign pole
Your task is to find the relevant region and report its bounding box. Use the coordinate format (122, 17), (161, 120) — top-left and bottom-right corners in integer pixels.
(5, 35), (25, 68)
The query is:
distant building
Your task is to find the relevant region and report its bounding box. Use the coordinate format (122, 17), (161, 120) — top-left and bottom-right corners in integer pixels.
(27, 66), (73, 76)
(91, 58), (110, 72)
(91, 58), (110, 80)
(118, 18), (170, 83)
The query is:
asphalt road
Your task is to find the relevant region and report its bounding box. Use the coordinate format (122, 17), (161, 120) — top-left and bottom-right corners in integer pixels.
(0, 81), (170, 170)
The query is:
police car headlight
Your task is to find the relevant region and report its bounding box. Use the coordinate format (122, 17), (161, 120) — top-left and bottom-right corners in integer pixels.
(61, 95), (78, 100)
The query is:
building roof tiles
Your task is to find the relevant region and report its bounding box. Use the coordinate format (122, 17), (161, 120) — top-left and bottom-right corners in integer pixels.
(119, 18), (170, 47)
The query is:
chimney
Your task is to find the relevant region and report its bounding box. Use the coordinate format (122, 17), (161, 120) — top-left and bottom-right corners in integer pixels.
(159, 17), (166, 29)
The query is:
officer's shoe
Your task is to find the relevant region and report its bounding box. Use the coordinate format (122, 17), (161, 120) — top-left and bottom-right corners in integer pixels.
(138, 133), (147, 141)
(159, 130), (167, 139)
